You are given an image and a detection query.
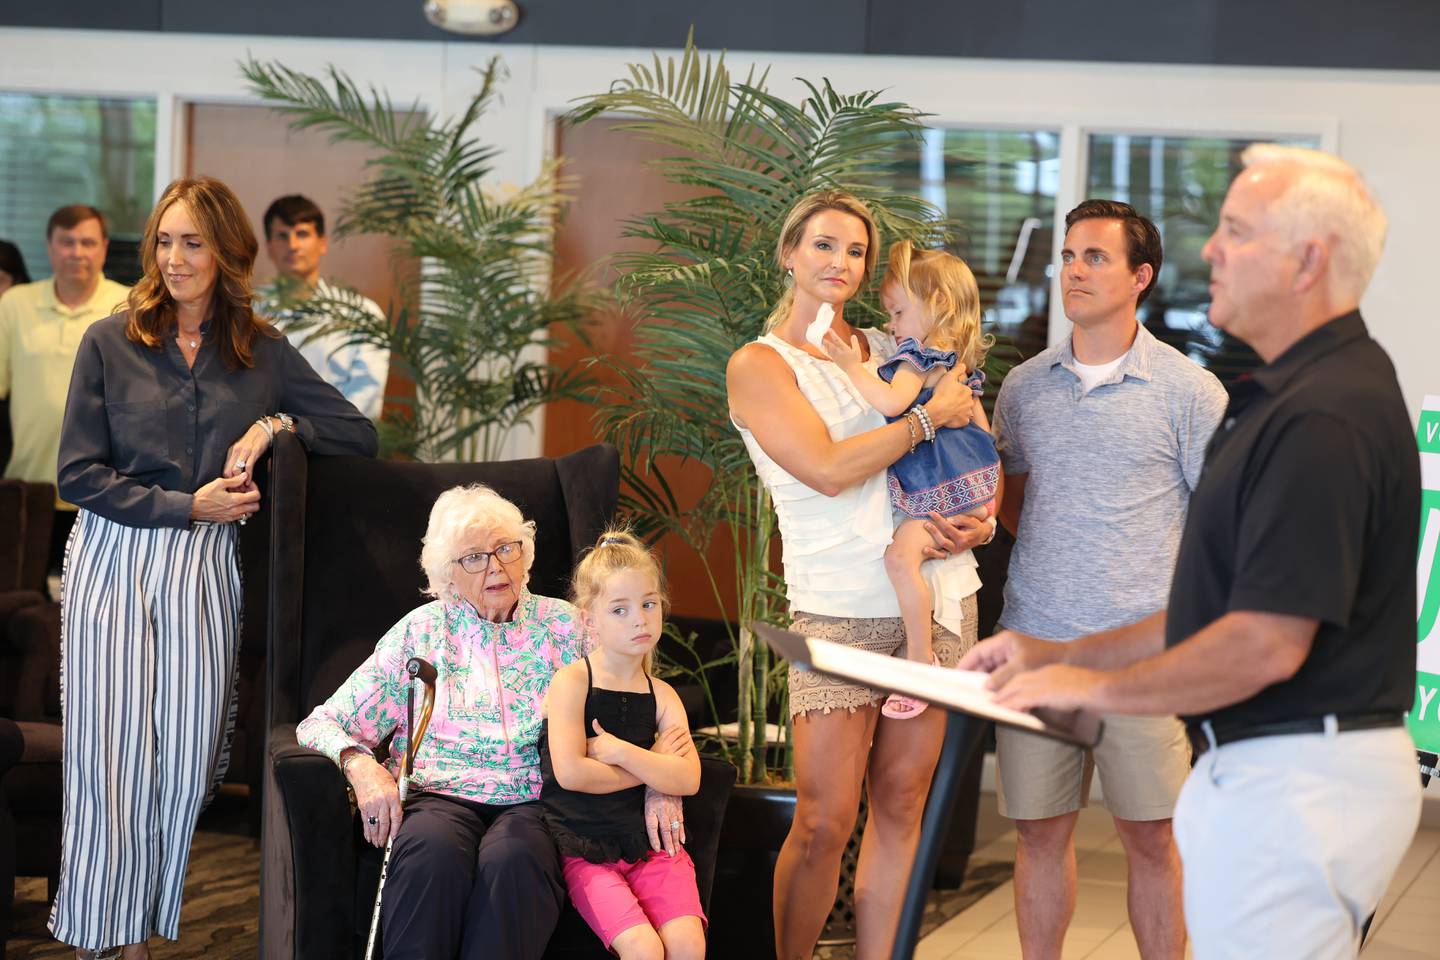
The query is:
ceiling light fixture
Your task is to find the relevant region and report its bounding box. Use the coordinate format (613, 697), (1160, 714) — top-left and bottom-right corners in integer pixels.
(423, 0), (521, 35)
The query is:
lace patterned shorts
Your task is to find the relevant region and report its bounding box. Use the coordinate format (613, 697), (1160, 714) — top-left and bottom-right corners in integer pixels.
(787, 593), (979, 717)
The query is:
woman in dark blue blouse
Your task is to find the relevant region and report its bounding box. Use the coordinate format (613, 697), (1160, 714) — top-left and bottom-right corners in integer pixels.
(49, 176), (377, 960)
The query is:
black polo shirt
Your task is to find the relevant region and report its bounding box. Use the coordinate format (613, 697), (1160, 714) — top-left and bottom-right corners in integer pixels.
(1166, 311), (1418, 731)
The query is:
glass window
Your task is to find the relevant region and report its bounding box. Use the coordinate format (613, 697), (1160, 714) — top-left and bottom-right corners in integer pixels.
(0, 93), (157, 287)
(1085, 133), (1320, 383)
(877, 128), (1061, 407)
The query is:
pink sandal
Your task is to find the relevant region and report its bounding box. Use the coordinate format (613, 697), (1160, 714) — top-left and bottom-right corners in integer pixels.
(881, 692), (929, 719)
(881, 653), (938, 719)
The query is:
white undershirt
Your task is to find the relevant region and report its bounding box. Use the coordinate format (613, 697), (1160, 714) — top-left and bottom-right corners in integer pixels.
(1072, 353), (1127, 394)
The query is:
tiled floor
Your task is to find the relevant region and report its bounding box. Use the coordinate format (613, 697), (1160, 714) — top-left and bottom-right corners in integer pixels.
(917, 800), (1440, 959)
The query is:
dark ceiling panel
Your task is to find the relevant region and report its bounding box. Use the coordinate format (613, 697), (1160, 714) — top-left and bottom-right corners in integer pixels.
(156, 0), (451, 41)
(0, 0), (160, 32)
(491, 0), (868, 54)
(866, 1), (1221, 66)
(865, 0), (1440, 71)
(1212, 0), (1440, 71)
(2, 0), (1438, 72)
(152, 0), (867, 53)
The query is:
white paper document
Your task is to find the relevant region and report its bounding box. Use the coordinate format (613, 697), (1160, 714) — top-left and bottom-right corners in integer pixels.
(752, 622), (1104, 747)
(811, 643), (1049, 732)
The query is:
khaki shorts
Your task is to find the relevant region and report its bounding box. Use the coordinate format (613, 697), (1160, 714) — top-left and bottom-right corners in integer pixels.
(787, 593), (979, 717)
(995, 713), (1190, 822)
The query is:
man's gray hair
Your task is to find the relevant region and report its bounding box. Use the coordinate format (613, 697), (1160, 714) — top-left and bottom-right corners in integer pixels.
(419, 484), (537, 600)
(1241, 144), (1387, 304)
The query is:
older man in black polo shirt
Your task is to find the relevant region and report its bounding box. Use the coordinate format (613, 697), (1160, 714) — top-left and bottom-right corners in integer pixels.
(960, 144), (1421, 959)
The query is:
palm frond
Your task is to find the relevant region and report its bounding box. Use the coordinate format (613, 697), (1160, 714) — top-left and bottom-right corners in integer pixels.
(243, 57), (591, 461)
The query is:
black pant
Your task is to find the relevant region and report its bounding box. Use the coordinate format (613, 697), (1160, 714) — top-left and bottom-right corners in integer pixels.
(381, 794), (564, 960)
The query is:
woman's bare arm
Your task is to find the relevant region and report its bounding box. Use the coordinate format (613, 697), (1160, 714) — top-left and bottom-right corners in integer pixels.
(727, 341), (972, 497)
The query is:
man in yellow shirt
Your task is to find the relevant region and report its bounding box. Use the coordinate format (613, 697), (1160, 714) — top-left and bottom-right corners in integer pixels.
(0, 205), (130, 571)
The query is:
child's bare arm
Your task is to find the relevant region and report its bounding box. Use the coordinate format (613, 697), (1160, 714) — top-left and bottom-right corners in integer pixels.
(821, 331), (925, 417)
(602, 681), (701, 796)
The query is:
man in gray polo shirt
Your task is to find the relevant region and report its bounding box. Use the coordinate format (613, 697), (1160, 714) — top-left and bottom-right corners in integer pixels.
(990, 199), (1226, 959)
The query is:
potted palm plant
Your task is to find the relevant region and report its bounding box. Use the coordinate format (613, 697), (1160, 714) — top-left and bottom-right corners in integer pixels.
(569, 34), (950, 781)
(241, 57), (590, 461)
(568, 36), (955, 956)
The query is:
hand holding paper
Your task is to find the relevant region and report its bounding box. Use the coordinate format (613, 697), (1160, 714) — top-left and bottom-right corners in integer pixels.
(990, 663), (1107, 713)
(752, 622), (1104, 747)
(957, 629), (1067, 692)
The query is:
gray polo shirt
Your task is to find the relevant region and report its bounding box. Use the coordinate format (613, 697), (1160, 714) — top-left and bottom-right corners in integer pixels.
(993, 324), (1227, 640)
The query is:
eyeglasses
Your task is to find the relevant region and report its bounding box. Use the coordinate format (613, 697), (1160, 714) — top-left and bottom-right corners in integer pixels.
(453, 540), (524, 574)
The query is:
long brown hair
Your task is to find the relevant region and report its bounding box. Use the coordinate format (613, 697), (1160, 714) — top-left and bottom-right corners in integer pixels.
(763, 190), (880, 333)
(126, 177), (275, 368)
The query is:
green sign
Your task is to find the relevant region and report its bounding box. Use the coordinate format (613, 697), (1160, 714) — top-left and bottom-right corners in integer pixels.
(1410, 397), (1440, 753)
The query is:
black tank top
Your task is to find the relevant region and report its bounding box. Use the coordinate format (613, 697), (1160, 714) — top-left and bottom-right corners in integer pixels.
(539, 656), (657, 863)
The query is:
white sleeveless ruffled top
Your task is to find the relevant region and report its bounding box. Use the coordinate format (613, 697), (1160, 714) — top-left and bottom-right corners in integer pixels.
(734, 330), (979, 636)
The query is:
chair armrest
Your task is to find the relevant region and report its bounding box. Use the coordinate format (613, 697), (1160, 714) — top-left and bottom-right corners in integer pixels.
(685, 757), (737, 912)
(261, 723), (356, 960)
(0, 717), (22, 775)
(2, 601), (59, 721)
(0, 590), (44, 633)
(265, 430), (309, 733)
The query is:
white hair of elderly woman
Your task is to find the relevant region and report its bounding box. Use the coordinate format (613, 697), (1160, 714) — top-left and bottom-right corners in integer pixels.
(420, 484), (538, 600)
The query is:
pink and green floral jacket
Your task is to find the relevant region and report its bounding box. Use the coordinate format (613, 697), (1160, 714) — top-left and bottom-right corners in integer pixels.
(297, 593), (584, 804)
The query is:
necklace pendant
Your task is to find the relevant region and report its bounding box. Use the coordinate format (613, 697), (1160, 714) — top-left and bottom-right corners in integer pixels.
(189, 339), (198, 349)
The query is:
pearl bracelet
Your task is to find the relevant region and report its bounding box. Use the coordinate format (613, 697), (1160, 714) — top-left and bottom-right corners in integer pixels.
(915, 404), (936, 442)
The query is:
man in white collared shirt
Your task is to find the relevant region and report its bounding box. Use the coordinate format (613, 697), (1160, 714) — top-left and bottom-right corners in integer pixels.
(0, 204), (130, 569)
(258, 194), (390, 422)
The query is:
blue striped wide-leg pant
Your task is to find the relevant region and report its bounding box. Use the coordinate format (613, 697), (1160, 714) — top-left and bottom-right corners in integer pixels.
(48, 509), (242, 950)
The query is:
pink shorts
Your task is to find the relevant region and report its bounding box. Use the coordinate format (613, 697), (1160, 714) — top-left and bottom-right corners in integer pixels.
(561, 848), (708, 949)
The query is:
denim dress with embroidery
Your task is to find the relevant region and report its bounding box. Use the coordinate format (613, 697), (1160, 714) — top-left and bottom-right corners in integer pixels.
(878, 338), (1000, 519)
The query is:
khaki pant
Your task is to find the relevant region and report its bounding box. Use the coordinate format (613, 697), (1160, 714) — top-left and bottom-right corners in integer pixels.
(996, 713), (1190, 821)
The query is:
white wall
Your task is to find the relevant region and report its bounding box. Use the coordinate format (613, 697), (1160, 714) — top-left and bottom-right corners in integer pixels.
(5, 26), (1439, 450)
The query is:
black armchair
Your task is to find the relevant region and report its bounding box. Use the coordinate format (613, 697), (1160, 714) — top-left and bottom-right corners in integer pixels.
(0, 480), (63, 949)
(0, 479), (59, 722)
(259, 433), (735, 960)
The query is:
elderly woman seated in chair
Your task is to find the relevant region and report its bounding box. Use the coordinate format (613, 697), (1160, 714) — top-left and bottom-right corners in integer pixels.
(297, 484), (688, 960)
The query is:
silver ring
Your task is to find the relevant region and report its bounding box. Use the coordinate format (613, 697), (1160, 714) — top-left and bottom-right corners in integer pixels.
(234, 459), (247, 470)
(367, 815), (379, 825)
(670, 820), (681, 829)
(237, 516), (248, 526)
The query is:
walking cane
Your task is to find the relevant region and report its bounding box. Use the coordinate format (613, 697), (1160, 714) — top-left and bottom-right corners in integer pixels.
(363, 656), (438, 960)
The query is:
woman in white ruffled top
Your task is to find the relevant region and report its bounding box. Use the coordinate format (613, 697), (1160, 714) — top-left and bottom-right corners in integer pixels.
(726, 190), (994, 959)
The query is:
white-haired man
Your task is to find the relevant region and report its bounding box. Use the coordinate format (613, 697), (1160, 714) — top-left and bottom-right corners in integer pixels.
(962, 145), (1421, 959)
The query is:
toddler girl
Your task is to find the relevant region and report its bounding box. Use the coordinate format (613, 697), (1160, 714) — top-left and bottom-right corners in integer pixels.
(823, 240), (1000, 718)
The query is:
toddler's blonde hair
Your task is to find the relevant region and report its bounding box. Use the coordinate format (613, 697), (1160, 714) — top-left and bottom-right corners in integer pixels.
(884, 240), (993, 373)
